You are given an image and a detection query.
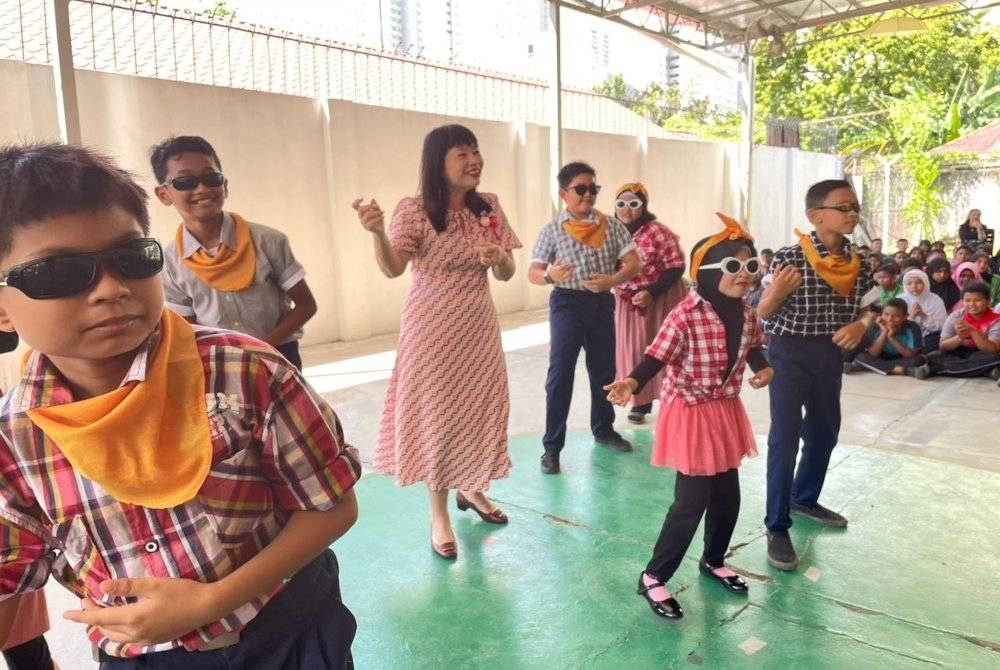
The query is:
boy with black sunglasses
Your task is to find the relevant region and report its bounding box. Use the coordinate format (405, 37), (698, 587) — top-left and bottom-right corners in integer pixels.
(528, 161), (641, 474)
(0, 143), (360, 667)
(150, 135), (316, 370)
(757, 179), (874, 572)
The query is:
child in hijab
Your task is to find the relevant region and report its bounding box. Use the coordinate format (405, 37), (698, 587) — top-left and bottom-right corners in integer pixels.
(951, 262), (983, 313)
(605, 214), (772, 621)
(901, 268), (947, 351)
(927, 257), (960, 312)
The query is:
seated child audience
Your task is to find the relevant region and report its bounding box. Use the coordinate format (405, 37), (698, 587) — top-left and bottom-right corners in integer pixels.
(0, 143), (361, 668)
(922, 282), (1000, 379)
(952, 261), (982, 295)
(900, 269), (947, 352)
(892, 251), (908, 268)
(873, 263), (903, 306)
(928, 257), (960, 312)
(866, 253), (884, 274)
(972, 251), (1000, 304)
(851, 298), (926, 377)
(952, 244), (973, 268)
(899, 257), (924, 274)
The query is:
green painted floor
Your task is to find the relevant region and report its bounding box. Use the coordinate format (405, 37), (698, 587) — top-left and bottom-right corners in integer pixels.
(336, 430), (1000, 669)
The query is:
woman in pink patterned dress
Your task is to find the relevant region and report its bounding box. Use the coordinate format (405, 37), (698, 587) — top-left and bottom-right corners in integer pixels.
(612, 183), (686, 424)
(353, 125), (521, 560)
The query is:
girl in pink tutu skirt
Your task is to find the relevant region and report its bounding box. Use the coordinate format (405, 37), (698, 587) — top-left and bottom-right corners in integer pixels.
(605, 214), (773, 620)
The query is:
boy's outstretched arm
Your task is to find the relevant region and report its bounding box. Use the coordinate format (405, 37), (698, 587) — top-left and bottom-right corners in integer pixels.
(65, 491), (358, 647)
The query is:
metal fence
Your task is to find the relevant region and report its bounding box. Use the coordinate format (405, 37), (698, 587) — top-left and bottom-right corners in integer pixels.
(0, 0), (691, 139)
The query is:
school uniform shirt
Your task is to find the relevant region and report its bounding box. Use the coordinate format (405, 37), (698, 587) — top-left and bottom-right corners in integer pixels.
(645, 291), (765, 405)
(0, 325), (361, 658)
(531, 210), (635, 291)
(860, 321), (922, 357)
(163, 212), (306, 344)
(941, 309), (1000, 348)
(764, 232), (874, 337)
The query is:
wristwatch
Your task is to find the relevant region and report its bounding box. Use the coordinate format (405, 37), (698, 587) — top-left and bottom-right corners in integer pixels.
(543, 269), (554, 285)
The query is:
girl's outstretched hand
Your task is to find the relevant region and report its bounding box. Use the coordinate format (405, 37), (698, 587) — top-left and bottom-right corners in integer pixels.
(748, 367), (774, 389)
(603, 378), (638, 406)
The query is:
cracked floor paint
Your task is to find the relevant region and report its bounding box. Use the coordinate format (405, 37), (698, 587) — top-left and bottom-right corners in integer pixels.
(336, 430), (1000, 669)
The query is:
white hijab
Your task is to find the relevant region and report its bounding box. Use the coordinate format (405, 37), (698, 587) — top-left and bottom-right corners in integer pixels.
(901, 269), (947, 333)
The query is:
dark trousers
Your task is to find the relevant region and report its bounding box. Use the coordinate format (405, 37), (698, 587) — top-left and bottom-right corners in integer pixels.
(542, 289), (617, 453)
(646, 469), (740, 581)
(854, 352), (925, 375)
(99, 549), (355, 669)
(765, 334), (843, 531)
(3, 635), (53, 670)
(927, 347), (1000, 377)
(276, 340), (303, 371)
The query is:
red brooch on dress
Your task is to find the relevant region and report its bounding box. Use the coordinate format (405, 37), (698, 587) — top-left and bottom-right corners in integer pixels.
(480, 213), (501, 242)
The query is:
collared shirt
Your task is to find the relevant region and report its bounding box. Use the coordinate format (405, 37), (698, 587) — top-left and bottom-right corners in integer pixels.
(763, 232), (874, 337)
(163, 212), (306, 343)
(619, 220), (685, 293)
(531, 210), (635, 291)
(0, 325), (361, 658)
(645, 290), (765, 405)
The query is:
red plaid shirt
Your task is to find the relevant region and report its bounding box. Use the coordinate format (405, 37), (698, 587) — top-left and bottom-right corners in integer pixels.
(0, 325), (361, 658)
(645, 290), (765, 405)
(619, 220), (685, 293)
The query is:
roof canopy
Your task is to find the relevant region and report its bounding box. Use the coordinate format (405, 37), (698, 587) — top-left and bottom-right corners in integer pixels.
(560, 1), (1000, 53)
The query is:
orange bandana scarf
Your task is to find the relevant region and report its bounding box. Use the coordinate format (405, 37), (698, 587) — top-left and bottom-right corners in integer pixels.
(177, 212), (256, 291)
(794, 228), (860, 297)
(27, 310), (212, 508)
(690, 212), (755, 279)
(562, 210), (608, 248)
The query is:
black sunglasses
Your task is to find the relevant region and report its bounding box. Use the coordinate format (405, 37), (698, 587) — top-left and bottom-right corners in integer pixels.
(0, 238), (164, 300)
(813, 203), (861, 213)
(162, 172), (225, 191)
(568, 184), (601, 196)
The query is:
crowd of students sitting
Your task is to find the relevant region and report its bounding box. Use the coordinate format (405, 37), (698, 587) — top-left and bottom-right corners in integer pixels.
(843, 237), (1000, 382)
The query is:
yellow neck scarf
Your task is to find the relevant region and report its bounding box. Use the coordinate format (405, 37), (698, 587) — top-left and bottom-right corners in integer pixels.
(795, 228), (860, 297)
(177, 212), (256, 291)
(562, 211), (608, 248)
(27, 310), (212, 508)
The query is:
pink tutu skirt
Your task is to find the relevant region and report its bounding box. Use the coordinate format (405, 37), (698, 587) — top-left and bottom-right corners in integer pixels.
(651, 395), (757, 476)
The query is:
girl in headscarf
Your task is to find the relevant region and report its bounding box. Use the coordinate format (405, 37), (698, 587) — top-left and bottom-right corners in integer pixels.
(612, 182), (686, 424)
(901, 268), (947, 352)
(927, 257), (960, 312)
(605, 214), (772, 621)
(951, 262), (982, 313)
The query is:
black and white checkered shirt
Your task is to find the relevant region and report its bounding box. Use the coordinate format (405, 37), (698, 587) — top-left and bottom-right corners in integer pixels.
(763, 233), (874, 337)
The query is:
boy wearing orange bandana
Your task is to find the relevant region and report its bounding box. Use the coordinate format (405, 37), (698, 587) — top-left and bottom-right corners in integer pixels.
(757, 179), (875, 572)
(0, 144), (360, 668)
(529, 162), (641, 474)
(151, 136), (317, 370)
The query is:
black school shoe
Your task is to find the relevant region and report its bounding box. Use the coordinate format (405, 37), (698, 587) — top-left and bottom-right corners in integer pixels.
(637, 573), (683, 620)
(790, 502), (848, 527)
(698, 560), (748, 593)
(540, 451), (560, 475)
(627, 403), (652, 424)
(766, 530), (799, 571)
(594, 431), (633, 452)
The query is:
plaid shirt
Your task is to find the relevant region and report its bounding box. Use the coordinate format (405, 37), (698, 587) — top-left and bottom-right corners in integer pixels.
(645, 290), (765, 405)
(531, 210), (635, 291)
(618, 220), (685, 293)
(0, 325), (361, 658)
(763, 233), (874, 337)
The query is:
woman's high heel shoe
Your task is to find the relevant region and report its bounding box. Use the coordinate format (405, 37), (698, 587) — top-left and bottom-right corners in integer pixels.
(455, 491), (508, 525)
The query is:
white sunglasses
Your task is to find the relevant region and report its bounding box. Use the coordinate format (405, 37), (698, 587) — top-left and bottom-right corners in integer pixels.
(615, 199), (643, 210)
(699, 257), (762, 275)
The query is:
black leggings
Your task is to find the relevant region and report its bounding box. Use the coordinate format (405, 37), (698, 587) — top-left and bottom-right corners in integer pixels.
(3, 634), (53, 670)
(646, 469), (740, 582)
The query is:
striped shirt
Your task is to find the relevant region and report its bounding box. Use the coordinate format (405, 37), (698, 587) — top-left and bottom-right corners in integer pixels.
(0, 325), (361, 658)
(531, 210), (635, 291)
(163, 212), (306, 344)
(763, 232), (874, 337)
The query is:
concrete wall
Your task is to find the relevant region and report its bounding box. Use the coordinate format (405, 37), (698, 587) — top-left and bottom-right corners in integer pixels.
(749, 145), (844, 252)
(0, 58), (833, 360)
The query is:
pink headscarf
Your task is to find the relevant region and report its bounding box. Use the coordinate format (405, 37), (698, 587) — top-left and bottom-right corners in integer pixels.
(951, 261), (982, 288)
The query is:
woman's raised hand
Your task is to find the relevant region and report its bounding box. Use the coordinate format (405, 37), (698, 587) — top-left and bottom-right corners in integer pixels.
(352, 198), (385, 233)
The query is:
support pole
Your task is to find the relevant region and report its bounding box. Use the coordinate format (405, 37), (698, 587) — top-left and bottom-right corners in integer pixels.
(547, 0), (563, 213)
(47, 0), (81, 144)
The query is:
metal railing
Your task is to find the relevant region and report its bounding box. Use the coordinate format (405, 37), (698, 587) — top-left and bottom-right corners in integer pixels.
(0, 0), (698, 139)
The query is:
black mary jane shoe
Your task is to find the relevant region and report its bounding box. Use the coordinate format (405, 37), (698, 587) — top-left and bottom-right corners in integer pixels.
(637, 573), (683, 619)
(698, 560), (748, 593)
